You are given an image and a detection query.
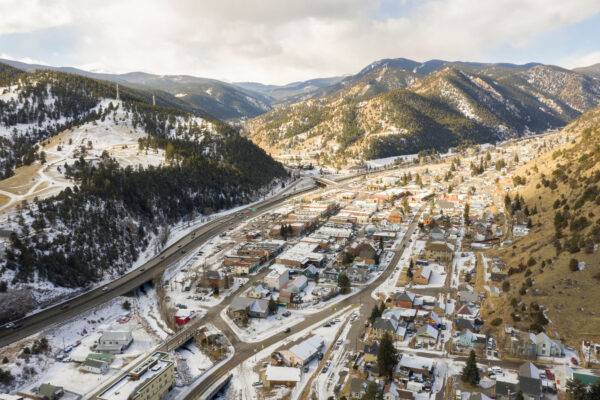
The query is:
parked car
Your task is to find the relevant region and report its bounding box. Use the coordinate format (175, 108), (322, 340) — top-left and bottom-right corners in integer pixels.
(571, 357), (579, 365)
(321, 367), (328, 374)
(303, 366), (309, 373)
(284, 327), (291, 333)
(545, 370), (555, 380)
(252, 381), (263, 387)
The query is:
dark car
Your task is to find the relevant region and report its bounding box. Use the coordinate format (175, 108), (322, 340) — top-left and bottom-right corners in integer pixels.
(284, 327), (291, 333)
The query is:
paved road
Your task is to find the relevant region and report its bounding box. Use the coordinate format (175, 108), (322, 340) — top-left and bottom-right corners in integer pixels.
(0, 179), (314, 348)
(183, 206), (426, 399)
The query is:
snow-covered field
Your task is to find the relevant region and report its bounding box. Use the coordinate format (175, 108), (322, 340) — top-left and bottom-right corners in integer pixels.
(1, 297), (160, 397)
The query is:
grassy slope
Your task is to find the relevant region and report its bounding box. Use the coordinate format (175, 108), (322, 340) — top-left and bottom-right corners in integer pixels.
(482, 107), (600, 345)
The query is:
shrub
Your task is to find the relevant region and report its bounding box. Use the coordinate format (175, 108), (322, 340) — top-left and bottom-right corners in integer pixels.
(491, 318), (503, 326)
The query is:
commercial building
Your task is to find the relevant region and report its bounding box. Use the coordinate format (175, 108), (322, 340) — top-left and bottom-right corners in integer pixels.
(98, 352), (174, 400)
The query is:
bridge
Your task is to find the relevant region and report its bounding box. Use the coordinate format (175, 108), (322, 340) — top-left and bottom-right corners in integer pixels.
(313, 176), (339, 187)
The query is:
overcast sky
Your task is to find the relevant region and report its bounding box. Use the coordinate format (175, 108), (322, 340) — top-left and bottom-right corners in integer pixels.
(1, 0), (600, 85)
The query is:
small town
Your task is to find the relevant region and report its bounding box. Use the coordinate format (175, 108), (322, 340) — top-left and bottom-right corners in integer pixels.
(1, 3), (600, 400)
(2, 127), (598, 400)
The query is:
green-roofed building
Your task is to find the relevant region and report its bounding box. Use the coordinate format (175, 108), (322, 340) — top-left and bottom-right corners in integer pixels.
(573, 370), (600, 386)
(86, 353), (113, 363)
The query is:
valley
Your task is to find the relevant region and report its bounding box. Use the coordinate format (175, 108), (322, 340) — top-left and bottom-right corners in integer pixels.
(0, 55), (599, 400)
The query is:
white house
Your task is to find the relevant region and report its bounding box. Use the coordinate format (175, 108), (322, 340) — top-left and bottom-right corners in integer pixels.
(534, 332), (564, 357)
(81, 358), (109, 374)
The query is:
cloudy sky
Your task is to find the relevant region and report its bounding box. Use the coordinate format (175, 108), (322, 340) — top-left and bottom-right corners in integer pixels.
(1, 0), (600, 84)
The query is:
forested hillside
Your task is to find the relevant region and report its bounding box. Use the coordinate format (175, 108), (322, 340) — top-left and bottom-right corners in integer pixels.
(245, 62), (600, 167)
(483, 108), (600, 342)
(0, 64), (212, 178)
(0, 67), (287, 296)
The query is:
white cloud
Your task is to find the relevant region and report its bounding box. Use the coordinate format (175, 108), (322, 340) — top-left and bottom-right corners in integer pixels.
(0, 0), (71, 35)
(562, 52), (600, 69)
(1, 0), (600, 83)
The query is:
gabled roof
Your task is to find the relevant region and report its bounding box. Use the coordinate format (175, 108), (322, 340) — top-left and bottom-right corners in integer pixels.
(373, 317), (398, 332)
(395, 291), (415, 302)
(229, 296), (253, 312)
(520, 362), (540, 379)
(288, 335), (324, 361)
(495, 379), (519, 396)
(416, 325), (439, 339)
(417, 266), (432, 279)
(398, 354), (434, 371)
(426, 311), (441, 324)
(455, 318), (476, 330)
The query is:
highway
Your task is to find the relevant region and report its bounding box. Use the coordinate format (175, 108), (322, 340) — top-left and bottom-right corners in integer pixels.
(0, 177), (317, 348)
(0, 168), (379, 348)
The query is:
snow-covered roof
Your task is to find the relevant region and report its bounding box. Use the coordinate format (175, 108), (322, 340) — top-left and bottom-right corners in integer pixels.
(399, 354), (434, 371)
(289, 335), (323, 361)
(265, 366), (301, 382)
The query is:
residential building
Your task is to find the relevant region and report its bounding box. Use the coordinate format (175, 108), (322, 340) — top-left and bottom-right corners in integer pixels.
(423, 311), (441, 329)
(371, 317), (406, 341)
(264, 366), (301, 388)
(519, 362), (543, 400)
(37, 384), (63, 400)
(415, 325), (439, 345)
(228, 296), (271, 320)
(424, 241), (453, 264)
(280, 335), (324, 367)
(81, 358), (109, 374)
(395, 291), (415, 308)
(247, 284), (270, 299)
(534, 332), (564, 358)
(396, 354), (434, 377)
(347, 265), (369, 283)
(457, 329), (486, 349)
(413, 266), (432, 285)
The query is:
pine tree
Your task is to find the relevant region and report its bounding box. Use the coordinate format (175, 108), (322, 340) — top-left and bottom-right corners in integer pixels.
(566, 378), (588, 400)
(338, 273), (351, 294)
(377, 332), (397, 380)
(369, 305), (381, 323)
(461, 350), (480, 385)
